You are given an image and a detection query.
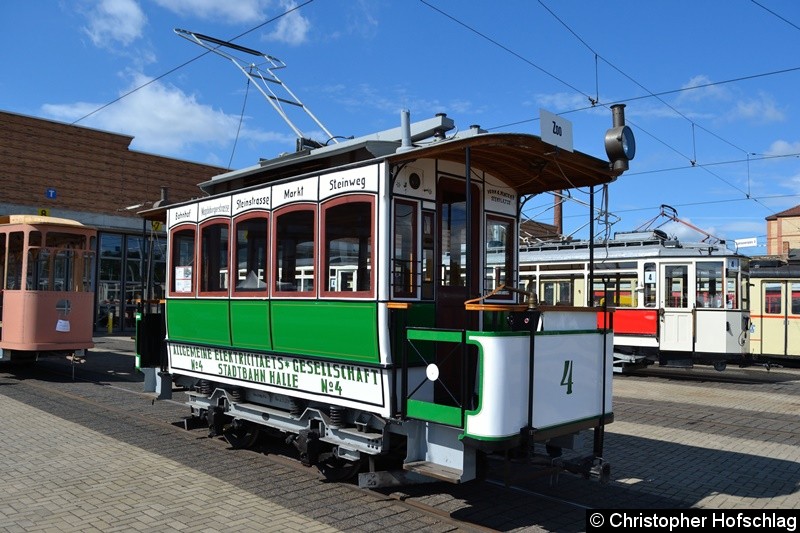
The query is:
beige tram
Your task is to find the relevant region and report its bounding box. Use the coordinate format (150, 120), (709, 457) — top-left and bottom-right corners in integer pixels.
(0, 215), (96, 363)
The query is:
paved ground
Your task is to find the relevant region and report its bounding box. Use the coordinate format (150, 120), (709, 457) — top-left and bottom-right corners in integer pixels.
(1, 335), (798, 532)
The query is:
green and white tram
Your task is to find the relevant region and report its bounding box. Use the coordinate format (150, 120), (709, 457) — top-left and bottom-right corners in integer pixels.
(138, 112), (630, 485)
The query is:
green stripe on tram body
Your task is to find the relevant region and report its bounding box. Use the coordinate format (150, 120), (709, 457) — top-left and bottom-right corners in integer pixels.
(167, 299), (232, 346)
(271, 300), (379, 363)
(168, 299), (380, 364)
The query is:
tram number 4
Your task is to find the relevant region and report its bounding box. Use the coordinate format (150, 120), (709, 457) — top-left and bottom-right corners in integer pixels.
(191, 359), (204, 372)
(560, 360), (574, 395)
(321, 379), (343, 395)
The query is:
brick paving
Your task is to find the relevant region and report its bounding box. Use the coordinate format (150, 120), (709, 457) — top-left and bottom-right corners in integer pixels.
(1, 334), (798, 532)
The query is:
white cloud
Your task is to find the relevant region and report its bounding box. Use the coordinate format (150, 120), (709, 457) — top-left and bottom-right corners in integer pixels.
(528, 92), (594, 112)
(727, 92), (785, 123)
(83, 0), (147, 48)
(154, 0), (310, 45)
(676, 74), (730, 104)
(262, 1), (311, 45)
(152, 0), (272, 24)
(660, 219), (722, 243)
(40, 72), (295, 164)
(765, 140), (800, 156)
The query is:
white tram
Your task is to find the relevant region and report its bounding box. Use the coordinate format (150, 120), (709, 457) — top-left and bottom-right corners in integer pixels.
(510, 230), (752, 371)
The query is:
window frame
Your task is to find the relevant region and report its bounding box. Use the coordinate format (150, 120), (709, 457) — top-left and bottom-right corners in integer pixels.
(484, 214), (515, 301)
(168, 223), (197, 298)
(320, 193), (376, 299)
(231, 212), (270, 297)
(392, 199), (418, 299)
(198, 218), (231, 298)
(272, 203), (317, 298)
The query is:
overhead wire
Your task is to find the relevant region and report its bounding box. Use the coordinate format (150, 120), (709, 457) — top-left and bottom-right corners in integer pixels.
(70, 0), (316, 126)
(535, 0), (780, 214)
(419, 0), (799, 236)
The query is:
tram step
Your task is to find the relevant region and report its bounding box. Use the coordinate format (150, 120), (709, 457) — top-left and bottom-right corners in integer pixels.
(402, 460), (463, 483)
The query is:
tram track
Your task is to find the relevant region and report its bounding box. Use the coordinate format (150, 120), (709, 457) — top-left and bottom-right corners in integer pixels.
(620, 364), (800, 384)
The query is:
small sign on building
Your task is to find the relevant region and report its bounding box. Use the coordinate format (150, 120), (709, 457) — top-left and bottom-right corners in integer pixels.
(46, 188), (57, 199)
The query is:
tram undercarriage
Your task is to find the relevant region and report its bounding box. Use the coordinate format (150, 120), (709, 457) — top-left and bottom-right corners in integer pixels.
(177, 376), (609, 487)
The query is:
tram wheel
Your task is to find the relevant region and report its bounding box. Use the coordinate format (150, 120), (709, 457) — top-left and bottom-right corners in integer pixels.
(223, 420), (260, 449)
(317, 452), (363, 482)
(713, 361), (727, 372)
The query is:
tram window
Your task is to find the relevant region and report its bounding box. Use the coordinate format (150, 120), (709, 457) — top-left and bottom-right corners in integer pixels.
(393, 200), (416, 298)
(791, 282), (800, 315)
(593, 275), (637, 307)
(274, 208), (315, 294)
(421, 212), (435, 299)
(484, 216), (514, 298)
(53, 250), (77, 291)
(0, 233), (5, 290)
(234, 217), (268, 293)
(540, 278), (573, 306)
(441, 191), (467, 287)
(170, 228), (195, 294)
(643, 262), (656, 307)
(47, 232), (87, 249)
(764, 282), (782, 314)
(200, 222), (229, 294)
(696, 261), (723, 308)
(663, 265), (688, 308)
(726, 274), (739, 309)
(26, 247), (50, 290)
(323, 197), (373, 296)
(7, 232), (23, 290)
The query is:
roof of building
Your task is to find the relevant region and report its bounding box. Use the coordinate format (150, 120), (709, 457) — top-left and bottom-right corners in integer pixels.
(766, 204), (800, 220)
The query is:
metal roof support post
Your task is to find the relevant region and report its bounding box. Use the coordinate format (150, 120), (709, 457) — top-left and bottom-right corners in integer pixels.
(465, 146), (472, 304)
(588, 186), (595, 306)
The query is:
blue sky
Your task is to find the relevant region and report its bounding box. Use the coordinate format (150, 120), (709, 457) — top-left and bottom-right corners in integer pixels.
(2, 1), (800, 255)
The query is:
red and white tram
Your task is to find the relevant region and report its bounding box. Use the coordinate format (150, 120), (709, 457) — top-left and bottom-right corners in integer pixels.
(511, 229), (751, 371)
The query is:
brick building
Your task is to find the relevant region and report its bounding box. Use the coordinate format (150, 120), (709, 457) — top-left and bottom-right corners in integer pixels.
(0, 110), (226, 333)
(765, 205), (800, 258)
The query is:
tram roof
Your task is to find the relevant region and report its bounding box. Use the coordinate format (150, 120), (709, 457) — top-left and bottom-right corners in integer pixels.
(196, 131), (618, 197)
(518, 239), (742, 264)
(0, 215), (87, 227)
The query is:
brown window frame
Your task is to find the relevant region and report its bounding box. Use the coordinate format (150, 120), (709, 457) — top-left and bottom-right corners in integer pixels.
(198, 218), (230, 297)
(168, 224), (197, 298)
(320, 194), (375, 299)
(231, 212), (270, 297)
(272, 203), (317, 297)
